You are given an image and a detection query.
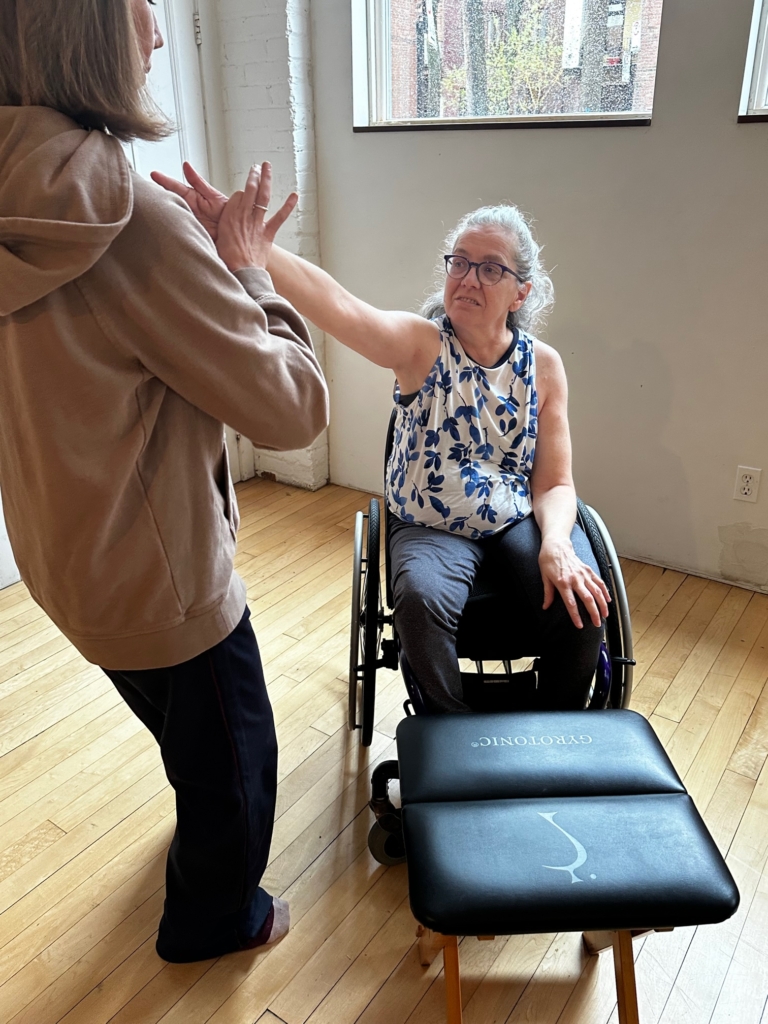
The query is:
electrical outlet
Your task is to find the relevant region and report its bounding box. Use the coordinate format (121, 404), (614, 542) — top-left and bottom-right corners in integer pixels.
(734, 466), (761, 503)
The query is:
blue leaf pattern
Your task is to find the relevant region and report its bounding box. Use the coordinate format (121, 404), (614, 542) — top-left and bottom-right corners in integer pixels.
(385, 316), (537, 539)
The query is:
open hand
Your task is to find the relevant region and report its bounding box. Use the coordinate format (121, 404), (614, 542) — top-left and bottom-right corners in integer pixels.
(151, 161), (227, 241)
(215, 162), (298, 273)
(539, 538), (610, 629)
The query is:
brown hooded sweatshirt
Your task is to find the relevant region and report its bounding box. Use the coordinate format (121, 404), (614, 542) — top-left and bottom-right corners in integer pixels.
(0, 107), (329, 669)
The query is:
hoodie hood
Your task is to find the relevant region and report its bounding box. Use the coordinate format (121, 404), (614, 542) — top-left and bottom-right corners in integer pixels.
(0, 107), (133, 315)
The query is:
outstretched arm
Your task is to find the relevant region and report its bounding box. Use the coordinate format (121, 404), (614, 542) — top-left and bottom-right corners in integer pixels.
(530, 343), (610, 628)
(266, 245), (439, 393)
(152, 163), (440, 394)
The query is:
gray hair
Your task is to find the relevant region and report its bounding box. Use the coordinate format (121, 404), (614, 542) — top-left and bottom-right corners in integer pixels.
(420, 205), (554, 333)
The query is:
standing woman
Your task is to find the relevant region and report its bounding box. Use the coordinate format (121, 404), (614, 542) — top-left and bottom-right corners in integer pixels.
(0, 0), (328, 962)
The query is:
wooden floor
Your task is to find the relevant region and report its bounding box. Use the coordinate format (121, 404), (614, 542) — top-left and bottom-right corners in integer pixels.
(0, 478), (766, 1024)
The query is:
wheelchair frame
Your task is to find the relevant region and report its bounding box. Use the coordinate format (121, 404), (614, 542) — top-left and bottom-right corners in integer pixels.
(349, 494), (634, 748)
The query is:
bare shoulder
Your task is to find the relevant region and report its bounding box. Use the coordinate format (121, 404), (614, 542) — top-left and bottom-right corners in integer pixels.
(532, 339), (567, 408)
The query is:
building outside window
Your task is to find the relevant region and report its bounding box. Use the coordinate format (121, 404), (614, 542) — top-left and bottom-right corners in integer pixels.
(741, 0), (768, 119)
(353, 0), (665, 128)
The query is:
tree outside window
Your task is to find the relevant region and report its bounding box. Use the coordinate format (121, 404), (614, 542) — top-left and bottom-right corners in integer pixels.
(366, 0), (664, 126)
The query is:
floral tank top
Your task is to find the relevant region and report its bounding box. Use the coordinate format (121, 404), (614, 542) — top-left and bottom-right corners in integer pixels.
(385, 315), (538, 539)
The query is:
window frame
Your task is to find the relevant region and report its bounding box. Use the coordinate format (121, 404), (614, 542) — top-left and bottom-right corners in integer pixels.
(740, 0), (768, 121)
(351, 0), (654, 132)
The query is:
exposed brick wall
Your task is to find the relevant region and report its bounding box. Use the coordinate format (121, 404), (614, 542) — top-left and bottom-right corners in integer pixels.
(216, 0), (329, 490)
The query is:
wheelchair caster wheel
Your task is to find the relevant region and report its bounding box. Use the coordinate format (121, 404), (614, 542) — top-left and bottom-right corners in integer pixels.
(368, 814), (406, 866)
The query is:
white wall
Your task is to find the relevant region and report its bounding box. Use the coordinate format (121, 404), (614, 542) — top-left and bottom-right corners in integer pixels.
(310, 0), (768, 590)
(0, 492), (20, 590)
(213, 0), (329, 489)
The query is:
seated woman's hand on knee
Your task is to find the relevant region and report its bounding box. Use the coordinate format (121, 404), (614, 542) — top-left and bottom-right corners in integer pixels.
(538, 536), (610, 629)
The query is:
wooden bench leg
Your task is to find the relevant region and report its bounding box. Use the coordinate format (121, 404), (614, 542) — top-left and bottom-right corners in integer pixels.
(416, 925), (444, 966)
(612, 930), (640, 1024)
(415, 926), (463, 1023)
(443, 935), (463, 1024)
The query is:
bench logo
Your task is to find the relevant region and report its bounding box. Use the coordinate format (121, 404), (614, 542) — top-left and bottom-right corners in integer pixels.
(540, 812), (596, 883)
(470, 735), (593, 747)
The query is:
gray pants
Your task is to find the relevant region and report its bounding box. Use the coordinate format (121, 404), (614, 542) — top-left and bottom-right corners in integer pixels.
(389, 515), (604, 714)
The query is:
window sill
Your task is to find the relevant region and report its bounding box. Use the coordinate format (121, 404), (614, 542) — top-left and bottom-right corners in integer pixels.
(738, 113), (768, 122)
(353, 115), (652, 132)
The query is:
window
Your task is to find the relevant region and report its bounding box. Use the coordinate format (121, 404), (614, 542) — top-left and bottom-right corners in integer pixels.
(352, 0), (665, 129)
(124, 0), (210, 181)
(741, 0), (768, 119)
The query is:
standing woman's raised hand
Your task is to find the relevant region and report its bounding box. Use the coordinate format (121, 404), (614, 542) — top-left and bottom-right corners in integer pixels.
(216, 163), (298, 273)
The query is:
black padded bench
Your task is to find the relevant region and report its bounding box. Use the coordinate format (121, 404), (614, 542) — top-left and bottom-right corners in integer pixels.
(395, 709), (739, 1024)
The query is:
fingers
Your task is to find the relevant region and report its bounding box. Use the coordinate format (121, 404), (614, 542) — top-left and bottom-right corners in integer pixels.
(560, 588), (585, 629)
(150, 170), (188, 198)
(243, 164), (262, 211)
(253, 161), (272, 214)
(182, 161), (223, 199)
(265, 192), (298, 237)
(569, 573), (607, 628)
(546, 571), (607, 629)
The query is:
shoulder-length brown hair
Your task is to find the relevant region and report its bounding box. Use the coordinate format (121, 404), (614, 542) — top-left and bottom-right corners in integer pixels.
(0, 0), (172, 142)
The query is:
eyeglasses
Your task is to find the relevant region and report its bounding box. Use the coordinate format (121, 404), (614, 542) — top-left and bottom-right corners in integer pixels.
(444, 254), (526, 286)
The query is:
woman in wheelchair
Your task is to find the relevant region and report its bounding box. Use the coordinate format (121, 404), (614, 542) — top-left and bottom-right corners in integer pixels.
(265, 204), (611, 713)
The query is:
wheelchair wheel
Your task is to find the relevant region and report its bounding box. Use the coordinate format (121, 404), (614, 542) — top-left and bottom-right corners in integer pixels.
(348, 499), (381, 746)
(577, 500), (634, 709)
(368, 813), (406, 866)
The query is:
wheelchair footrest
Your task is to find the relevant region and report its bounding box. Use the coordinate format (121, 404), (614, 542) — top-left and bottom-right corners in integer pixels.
(461, 670), (538, 712)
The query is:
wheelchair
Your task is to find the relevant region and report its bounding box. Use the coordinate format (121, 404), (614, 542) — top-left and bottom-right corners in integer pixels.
(349, 412), (635, 864)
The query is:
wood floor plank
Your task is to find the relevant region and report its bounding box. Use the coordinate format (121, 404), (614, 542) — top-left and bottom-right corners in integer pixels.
(0, 676), (115, 758)
(655, 588), (753, 723)
(0, 764), (168, 916)
(270, 867), (409, 1024)
(618, 558), (648, 587)
(239, 527), (349, 592)
(0, 819), (173, 990)
(626, 564), (665, 612)
(29, 916), (164, 1024)
(160, 850), (387, 1024)
(630, 575), (709, 688)
(0, 694), (132, 793)
(108, 960), (217, 1024)
(270, 729), (391, 865)
(263, 736), (398, 896)
(630, 569), (688, 645)
(50, 744), (162, 833)
(0, 863), (165, 1024)
(0, 786), (174, 951)
(0, 625), (73, 688)
(0, 644), (84, 707)
(0, 713), (146, 842)
(502, 931), (588, 1024)
(704, 769), (756, 856)
(709, 868), (768, 1024)
(349, 925), (447, 1024)
(0, 820), (66, 883)
(684, 670), (767, 814)
(654, 753), (768, 1024)
(462, 932), (557, 1024)
(630, 580), (731, 717)
(0, 604), (46, 642)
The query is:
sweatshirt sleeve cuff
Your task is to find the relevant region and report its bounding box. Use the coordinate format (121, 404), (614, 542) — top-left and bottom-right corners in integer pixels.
(233, 267), (277, 301)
